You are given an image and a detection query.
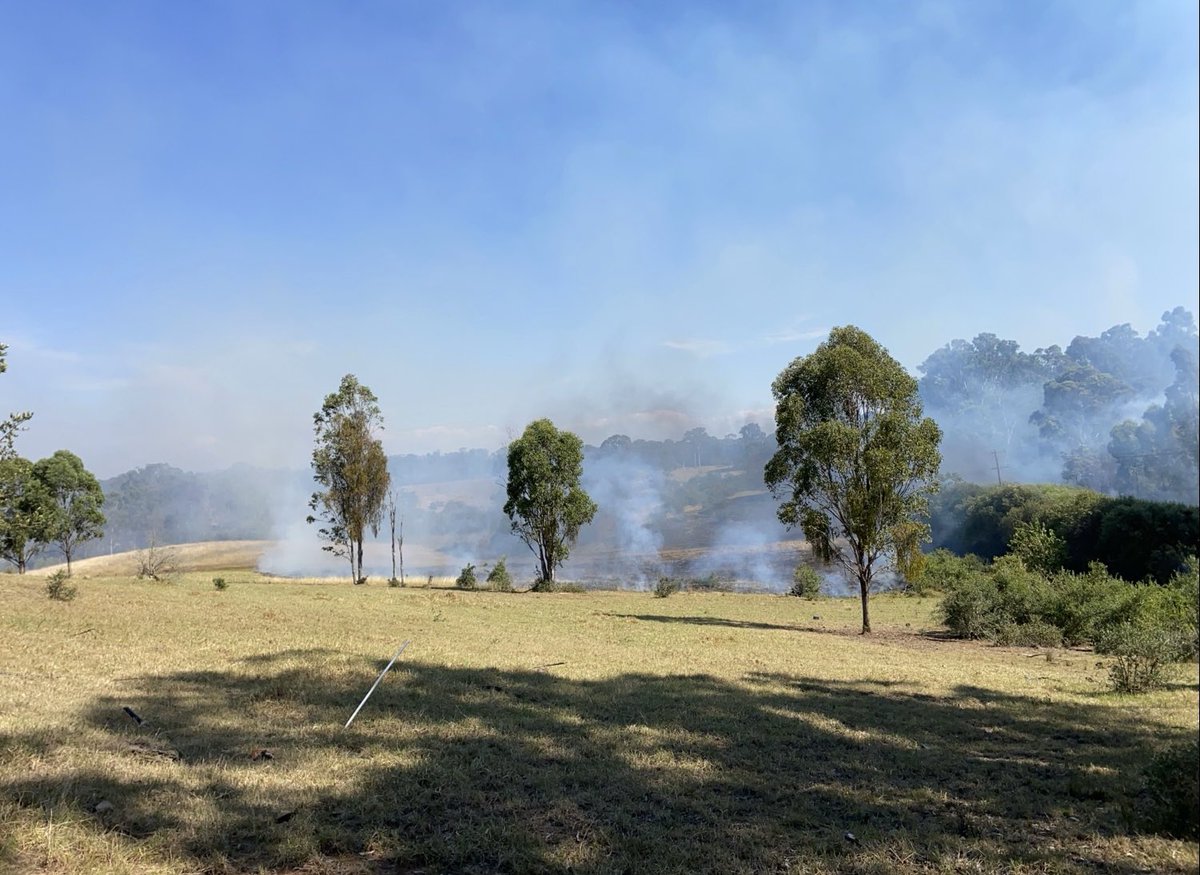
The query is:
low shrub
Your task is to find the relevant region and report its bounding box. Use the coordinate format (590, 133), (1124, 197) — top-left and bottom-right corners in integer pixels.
(992, 620), (1062, 648)
(46, 570), (77, 602)
(789, 565), (822, 599)
(915, 549), (986, 595)
(1040, 564), (1140, 646)
(938, 556), (1049, 639)
(136, 541), (179, 582)
(212, 576), (228, 591)
(1140, 738), (1200, 839)
(455, 563), (477, 591)
(387, 577), (402, 588)
(486, 558), (513, 592)
(556, 582), (587, 593)
(654, 577), (681, 598)
(1097, 621), (1188, 693)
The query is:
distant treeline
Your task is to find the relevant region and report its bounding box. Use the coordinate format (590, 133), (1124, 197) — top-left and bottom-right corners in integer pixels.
(919, 307), (1198, 505)
(931, 481), (1199, 584)
(74, 309), (1198, 565)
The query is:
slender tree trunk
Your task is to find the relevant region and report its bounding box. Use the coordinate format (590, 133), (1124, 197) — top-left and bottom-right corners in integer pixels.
(398, 519), (404, 585)
(65, 550), (73, 575)
(859, 575), (871, 634)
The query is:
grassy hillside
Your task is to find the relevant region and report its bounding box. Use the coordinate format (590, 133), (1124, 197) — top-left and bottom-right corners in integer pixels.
(0, 574), (1196, 873)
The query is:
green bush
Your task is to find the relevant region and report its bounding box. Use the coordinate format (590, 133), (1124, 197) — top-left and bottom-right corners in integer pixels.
(486, 558), (513, 592)
(556, 581), (587, 593)
(938, 556), (1052, 640)
(1009, 521), (1067, 574)
(1040, 564), (1140, 646)
(46, 570), (77, 602)
(212, 576), (228, 591)
(992, 620), (1063, 648)
(1097, 621), (1188, 693)
(654, 577), (681, 598)
(387, 577), (402, 588)
(455, 563), (478, 591)
(915, 549), (986, 595)
(1166, 556), (1199, 660)
(1140, 738), (1200, 839)
(789, 565), (822, 599)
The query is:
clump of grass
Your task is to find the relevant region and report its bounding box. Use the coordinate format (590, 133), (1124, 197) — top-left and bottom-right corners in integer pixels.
(1140, 738), (1199, 839)
(387, 577), (402, 588)
(212, 576), (228, 591)
(46, 569), (77, 602)
(654, 577), (681, 598)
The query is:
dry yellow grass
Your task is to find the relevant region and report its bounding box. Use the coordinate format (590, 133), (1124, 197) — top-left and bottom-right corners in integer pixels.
(1, 572), (1196, 874)
(33, 541), (275, 578)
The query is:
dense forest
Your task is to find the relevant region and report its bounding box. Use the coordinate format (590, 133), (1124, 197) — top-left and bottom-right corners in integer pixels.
(61, 309), (1198, 573)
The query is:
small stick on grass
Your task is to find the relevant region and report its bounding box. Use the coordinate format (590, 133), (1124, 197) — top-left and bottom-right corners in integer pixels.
(344, 640), (410, 729)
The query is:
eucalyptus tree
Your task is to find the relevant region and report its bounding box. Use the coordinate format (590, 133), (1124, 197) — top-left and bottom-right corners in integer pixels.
(504, 419), (597, 588)
(33, 450), (106, 574)
(0, 456), (51, 573)
(765, 326), (942, 633)
(308, 375), (390, 583)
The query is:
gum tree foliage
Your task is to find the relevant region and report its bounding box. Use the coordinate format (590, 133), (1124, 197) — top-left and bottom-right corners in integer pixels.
(32, 450), (106, 575)
(0, 456), (51, 573)
(765, 326), (942, 634)
(504, 419), (597, 587)
(1, 343), (33, 461)
(308, 375), (390, 583)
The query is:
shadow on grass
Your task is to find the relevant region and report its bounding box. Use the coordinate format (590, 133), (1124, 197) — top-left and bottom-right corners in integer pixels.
(2, 651), (1194, 873)
(602, 612), (814, 633)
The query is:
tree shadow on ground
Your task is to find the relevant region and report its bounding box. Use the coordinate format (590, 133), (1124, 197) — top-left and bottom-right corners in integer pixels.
(2, 650), (1195, 874)
(602, 612), (817, 633)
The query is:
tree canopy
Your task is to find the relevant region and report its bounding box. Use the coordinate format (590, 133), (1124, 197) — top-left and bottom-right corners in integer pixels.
(765, 326), (942, 633)
(308, 375), (390, 583)
(33, 450), (106, 574)
(0, 456), (51, 573)
(504, 419), (597, 587)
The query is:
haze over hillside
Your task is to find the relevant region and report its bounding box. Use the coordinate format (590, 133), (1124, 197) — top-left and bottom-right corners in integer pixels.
(57, 303), (1198, 584)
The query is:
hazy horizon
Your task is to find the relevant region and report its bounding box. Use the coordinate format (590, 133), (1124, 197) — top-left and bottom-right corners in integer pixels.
(4, 2), (1197, 479)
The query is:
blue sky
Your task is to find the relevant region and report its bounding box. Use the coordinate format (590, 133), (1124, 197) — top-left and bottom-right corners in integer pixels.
(2, 0), (1196, 477)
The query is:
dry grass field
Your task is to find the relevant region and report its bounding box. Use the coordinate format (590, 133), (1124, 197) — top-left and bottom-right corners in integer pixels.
(1, 568), (1197, 874)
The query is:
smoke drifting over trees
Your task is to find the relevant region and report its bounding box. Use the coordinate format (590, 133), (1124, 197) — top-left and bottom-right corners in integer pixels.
(33, 308), (1197, 584)
(920, 307), (1199, 505)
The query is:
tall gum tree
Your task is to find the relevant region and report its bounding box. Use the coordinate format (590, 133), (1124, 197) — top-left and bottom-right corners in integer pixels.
(308, 375), (390, 583)
(504, 419), (597, 588)
(765, 326), (942, 634)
